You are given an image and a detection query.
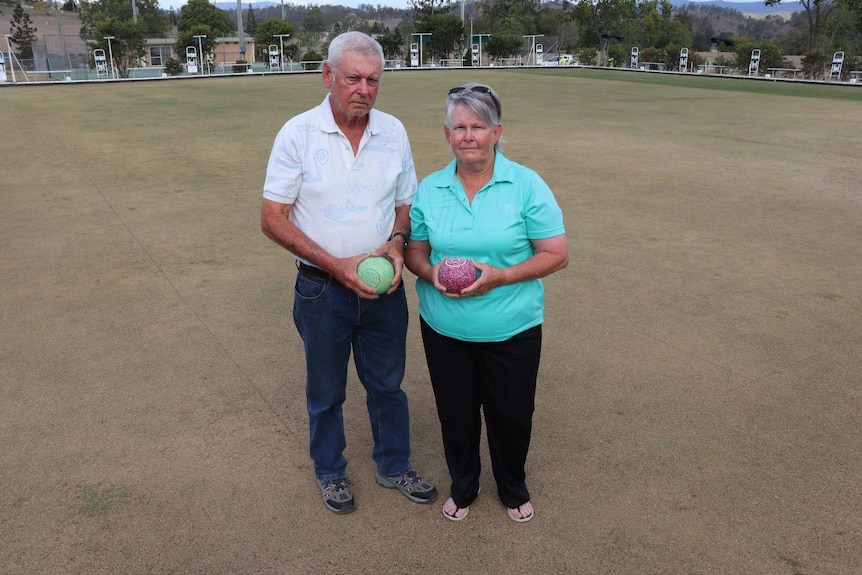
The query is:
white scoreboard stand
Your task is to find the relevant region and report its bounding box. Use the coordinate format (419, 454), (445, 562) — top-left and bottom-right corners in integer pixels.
(749, 49), (761, 76)
(186, 46), (199, 74)
(472, 44), (479, 67)
(94, 48), (108, 79)
(630, 46), (639, 69)
(829, 51), (844, 80)
(0, 51), (7, 83)
(410, 43), (419, 68)
(269, 45), (280, 71)
(679, 48), (689, 72)
(536, 43), (543, 66)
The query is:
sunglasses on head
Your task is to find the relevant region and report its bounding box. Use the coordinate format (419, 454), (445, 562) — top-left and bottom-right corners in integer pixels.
(448, 85), (501, 119)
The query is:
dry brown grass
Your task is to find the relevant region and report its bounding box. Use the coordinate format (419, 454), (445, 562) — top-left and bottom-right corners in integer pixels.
(1, 70), (861, 574)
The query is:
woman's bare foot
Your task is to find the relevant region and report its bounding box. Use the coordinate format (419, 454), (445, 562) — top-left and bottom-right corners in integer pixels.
(506, 501), (534, 523)
(442, 497), (469, 521)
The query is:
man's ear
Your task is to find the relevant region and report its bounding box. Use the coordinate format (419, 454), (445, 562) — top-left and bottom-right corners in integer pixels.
(322, 62), (334, 89)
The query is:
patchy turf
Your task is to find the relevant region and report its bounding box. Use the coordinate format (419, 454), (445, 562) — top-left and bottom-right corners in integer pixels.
(1, 70), (860, 574)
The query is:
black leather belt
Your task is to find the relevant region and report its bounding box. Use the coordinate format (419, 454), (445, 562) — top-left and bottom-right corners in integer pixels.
(297, 261), (335, 282)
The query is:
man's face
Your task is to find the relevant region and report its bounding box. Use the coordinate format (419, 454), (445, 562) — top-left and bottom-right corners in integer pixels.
(323, 50), (382, 121)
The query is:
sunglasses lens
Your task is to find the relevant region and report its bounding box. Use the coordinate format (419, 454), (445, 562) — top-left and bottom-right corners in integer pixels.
(447, 86), (501, 118)
(449, 85), (489, 94)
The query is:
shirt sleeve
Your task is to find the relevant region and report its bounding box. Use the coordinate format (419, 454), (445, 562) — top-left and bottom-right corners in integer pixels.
(394, 121), (418, 207)
(262, 122), (303, 205)
(525, 172), (566, 239)
(409, 180), (430, 241)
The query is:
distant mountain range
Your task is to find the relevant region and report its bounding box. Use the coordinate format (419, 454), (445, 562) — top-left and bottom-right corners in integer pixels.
(213, 0), (804, 15)
(669, 0), (804, 14)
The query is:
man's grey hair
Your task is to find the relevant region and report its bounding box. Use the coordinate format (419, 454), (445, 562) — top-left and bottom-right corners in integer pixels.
(326, 32), (385, 70)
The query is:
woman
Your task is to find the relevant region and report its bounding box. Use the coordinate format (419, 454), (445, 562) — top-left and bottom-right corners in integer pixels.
(405, 83), (568, 522)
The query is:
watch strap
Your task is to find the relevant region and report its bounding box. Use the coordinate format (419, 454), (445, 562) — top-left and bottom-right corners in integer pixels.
(388, 231), (409, 246)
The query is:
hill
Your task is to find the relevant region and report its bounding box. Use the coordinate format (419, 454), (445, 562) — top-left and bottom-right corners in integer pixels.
(215, 0), (804, 15)
(671, 0), (804, 15)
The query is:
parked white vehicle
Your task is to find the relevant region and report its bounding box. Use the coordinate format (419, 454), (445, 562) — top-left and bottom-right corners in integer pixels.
(542, 54), (578, 66)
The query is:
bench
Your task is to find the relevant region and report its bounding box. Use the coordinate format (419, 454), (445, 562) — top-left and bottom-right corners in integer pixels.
(215, 62), (253, 74)
(440, 59), (465, 68)
(640, 62), (666, 71)
(850, 71), (862, 83)
(697, 64), (727, 75)
(766, 67), (801, 79)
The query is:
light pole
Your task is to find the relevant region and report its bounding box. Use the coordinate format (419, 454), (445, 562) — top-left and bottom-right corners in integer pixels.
(414, 33), (431, 67)
(274, 34), (290, 71)
(194, 34), (207, 74)
(103, 36), (116, 79)
(4, 35), (16, 83)
(474, 33), (490, 67)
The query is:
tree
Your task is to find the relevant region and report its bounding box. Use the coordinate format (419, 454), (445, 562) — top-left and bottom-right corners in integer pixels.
(733, 38), (787, 73)
(10, 3), (38, 60)
(410, 0), (464, 61)
(764, 0), (837, 53)
(484, 0), (542, 37)
(378, 27), (406, 61)
(253, 18), (294, 62)
(178, 0), (233, 34)
(569, 0), (638, 65)
(674, 8), (715, 51)
(246, 5), (257, 35)
(838, 0), (862, 28)
(175, 0), (233, 66)
(79, 0), (168, 77)
(303, 6), (325, 34)
(486, 32), (524, 60)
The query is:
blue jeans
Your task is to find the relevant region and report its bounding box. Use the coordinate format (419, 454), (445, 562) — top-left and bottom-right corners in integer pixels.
(293, 270), (411, 481)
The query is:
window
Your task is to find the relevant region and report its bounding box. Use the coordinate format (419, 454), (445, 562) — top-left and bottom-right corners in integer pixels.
(149, 46), (172, 66)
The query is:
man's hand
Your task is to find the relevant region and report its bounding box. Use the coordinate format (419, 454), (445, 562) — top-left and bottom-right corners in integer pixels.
(371, 237), (406, 295)
(334, 254), (380, 299)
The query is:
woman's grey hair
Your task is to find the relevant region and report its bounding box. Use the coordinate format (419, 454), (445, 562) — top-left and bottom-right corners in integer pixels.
(445, 83), (502, 128)
(445, 82), (504, 149)
(326, 31), (385, 70)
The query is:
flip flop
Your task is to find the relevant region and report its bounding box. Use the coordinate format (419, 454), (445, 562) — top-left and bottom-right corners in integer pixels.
(442, 497), (469, 521)
(507, 502), (534, 523)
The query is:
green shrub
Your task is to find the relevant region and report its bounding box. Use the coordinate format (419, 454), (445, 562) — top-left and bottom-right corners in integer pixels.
(301, 50), (323, 70)
(840, 54), (861, 80)
(574, 47), (597, 66)
(164, 58), (183, 76)
(802, 50), (831, 80)
(733, 40), (787, 76)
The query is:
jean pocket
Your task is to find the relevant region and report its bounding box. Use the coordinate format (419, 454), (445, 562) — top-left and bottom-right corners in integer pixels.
(295, 274), (328, 300)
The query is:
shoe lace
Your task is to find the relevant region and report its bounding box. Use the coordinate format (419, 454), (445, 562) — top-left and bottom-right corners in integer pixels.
(401, 470), (421, 486)
(327, 478), (350, 494)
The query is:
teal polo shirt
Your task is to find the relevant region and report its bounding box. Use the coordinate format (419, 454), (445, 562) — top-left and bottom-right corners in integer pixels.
(410, 152), (566, 342)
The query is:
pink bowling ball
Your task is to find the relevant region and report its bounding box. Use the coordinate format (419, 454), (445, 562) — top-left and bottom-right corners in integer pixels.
(438, 257), (478, 293)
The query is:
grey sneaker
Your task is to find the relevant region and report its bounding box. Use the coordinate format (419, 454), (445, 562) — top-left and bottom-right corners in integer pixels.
(317, 477), (355, 514)
(375, 468), (438, 504)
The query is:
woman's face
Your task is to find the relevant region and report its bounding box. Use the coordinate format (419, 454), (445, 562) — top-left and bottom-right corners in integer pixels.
(444, 103), (502, 168)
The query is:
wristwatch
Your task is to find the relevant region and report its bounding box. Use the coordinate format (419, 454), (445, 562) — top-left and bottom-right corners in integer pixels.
(388, 231), (408, 248)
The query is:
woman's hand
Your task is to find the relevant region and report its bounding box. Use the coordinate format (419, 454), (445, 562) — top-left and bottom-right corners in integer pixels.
(451, 260), (501, 298)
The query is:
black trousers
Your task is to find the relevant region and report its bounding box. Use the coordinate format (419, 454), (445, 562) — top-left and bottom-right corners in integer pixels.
(420, 317), (542, 509)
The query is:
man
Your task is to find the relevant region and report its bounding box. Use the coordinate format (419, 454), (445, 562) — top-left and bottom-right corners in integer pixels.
(260, 32), (437, 515)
